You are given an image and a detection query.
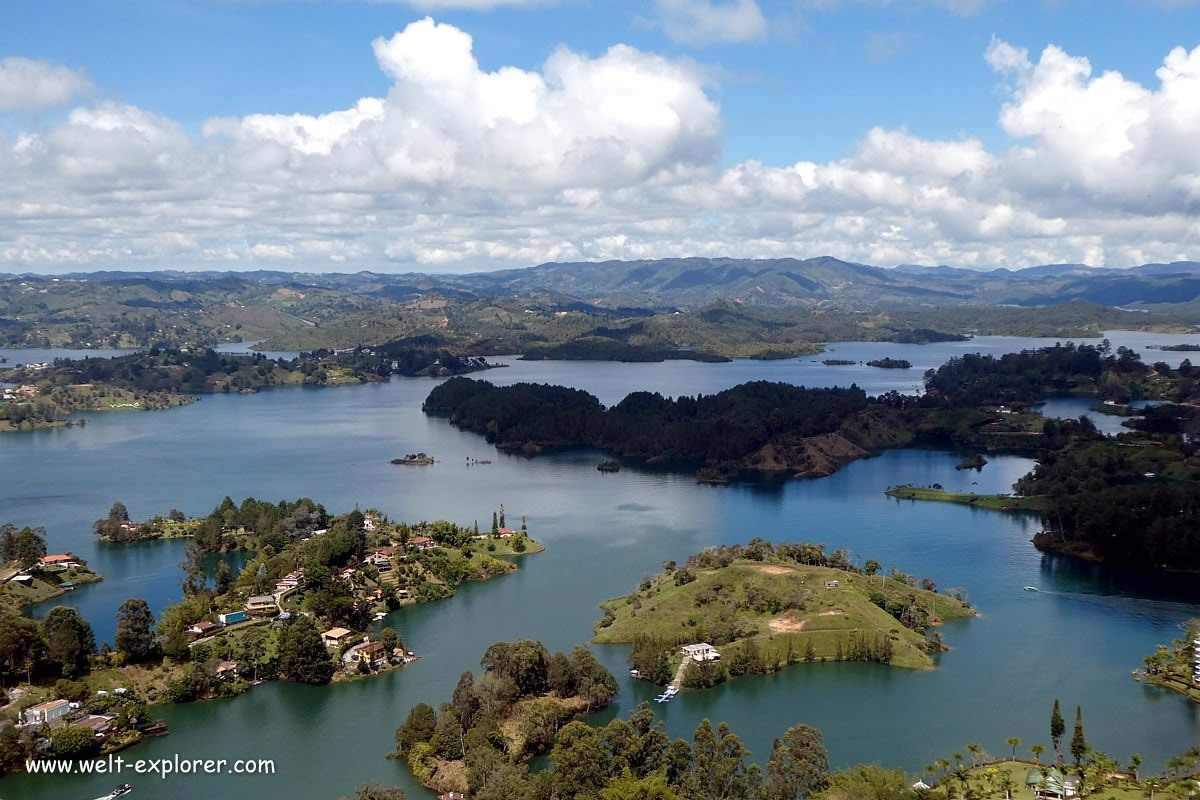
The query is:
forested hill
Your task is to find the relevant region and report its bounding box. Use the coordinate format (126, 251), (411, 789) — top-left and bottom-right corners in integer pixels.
(423, 377), (912, 480)
(923, 341), (1197, 406)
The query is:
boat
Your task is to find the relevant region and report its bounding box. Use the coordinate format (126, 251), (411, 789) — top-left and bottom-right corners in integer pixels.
(141, 723), (169, 737)
(1024, 586), (1038, 592)
(97, 785), (132, 799)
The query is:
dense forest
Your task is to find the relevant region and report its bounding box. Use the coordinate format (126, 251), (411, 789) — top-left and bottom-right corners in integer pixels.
(921, 341), (1193, 406)
(1016, 439), (1200, 569)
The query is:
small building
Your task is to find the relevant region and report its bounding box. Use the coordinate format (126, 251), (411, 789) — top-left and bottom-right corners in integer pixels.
(681, 643), (720, 663)
(274, 571), (304, 592)
(218, 610), (248, 626)
(187, 621), (219, 640)
(75, 715), (115, 737)
(7, 574), (33, 585)
(497, 528), (517, 539)
(823, 580), (840, 589)
(439, 793), (466, 800)
(246, 596), (276, 615)
(21, 699), (71, 727)
(407, 536), (436, 551)
(322, 627), (355, 649)
(215, 661), (238, 680)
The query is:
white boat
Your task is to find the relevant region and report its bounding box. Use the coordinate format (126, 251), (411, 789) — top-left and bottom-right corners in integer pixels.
(96, 785), (132, 800)
(1024, 586), (1038, 592)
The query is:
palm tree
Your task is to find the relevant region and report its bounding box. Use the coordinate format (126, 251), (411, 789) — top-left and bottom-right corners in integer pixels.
(1006, 737), (1022, 760)
(967, 743), (982, 767)
(954, 753), (965, 768)
(1142, 776), (1166, 799)
(951, 765), (971, 800)
(1129, 754), (1144, 781)
(998, 771), (1018, 800)
(1166, 756), (1188, 779)
(936, 758), (952, 781)
(1031, 744), (1045, 764)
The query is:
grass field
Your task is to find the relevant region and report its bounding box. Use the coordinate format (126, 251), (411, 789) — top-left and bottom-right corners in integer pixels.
(0, 565), (102, 611)
(594, 559), (974, 671)
(886, 487), (1049, 512)
(952, 760), (1174, 800)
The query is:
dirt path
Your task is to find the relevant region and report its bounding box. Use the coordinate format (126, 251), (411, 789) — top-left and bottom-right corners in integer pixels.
(670, 658), (690, 690)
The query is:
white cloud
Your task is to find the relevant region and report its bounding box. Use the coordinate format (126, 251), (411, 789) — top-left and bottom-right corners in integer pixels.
(654, 0), (768, 45)
(0, 57), (93, 110)
(386, 0), (552, 7)
(4, 28), (1200, 272)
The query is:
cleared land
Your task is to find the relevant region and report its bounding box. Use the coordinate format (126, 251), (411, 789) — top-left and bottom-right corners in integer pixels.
(594, 559), (973, 671)
(886, 487), (1049, 512)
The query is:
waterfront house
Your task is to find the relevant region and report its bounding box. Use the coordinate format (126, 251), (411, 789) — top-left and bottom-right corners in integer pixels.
(246, 596), (276, 615)
(407, 536), (436, 552)
(497, 528), (517, 539)
(354, 642), (388, 667)
(218, 610), (248, 626)
(75, 715), (115, 738)
(681, 643), (720, 663)
(21, 699), (71, 727)
(322, 627), (355, 649)
(37, 553), (80, 570)
(187, 621), (219, 639)
(215, 661), (238, 680)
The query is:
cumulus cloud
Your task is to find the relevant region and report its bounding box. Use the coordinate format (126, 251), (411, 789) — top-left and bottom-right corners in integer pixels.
(654, 0), (768, 45)
(3, 26), (1200, 272)
(0, 57), (93, 110)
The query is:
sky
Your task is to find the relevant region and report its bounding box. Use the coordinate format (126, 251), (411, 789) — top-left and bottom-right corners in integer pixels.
(2, 1), (1200, 274)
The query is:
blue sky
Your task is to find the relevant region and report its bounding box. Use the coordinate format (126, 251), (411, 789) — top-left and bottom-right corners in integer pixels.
(2, 1), (1200, 272)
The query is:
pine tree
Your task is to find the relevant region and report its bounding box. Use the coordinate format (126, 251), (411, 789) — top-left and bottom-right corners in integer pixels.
(499, 505), (505, 528)
(1070, 706), (1088, 766)
(1050, 699), (1065, 767)
(491, 512), (499, 535)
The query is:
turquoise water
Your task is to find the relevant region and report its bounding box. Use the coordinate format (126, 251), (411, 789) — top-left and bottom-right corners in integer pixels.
(2, 335), (1199, 799)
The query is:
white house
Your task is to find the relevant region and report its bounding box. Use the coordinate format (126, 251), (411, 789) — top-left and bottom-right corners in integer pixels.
(21, 699), (71, 727)
(681, 643), (720, 662)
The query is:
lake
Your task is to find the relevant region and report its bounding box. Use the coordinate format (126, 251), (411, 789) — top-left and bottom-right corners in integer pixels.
(3, 333), (1200, 799)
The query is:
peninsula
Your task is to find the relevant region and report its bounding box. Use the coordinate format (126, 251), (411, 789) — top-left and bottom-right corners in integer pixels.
(0, 524), (102, 611)
(594, 540), (974, 689)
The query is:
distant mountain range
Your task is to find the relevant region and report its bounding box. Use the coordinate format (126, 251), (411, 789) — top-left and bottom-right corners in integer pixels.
(6, 256), (1200, 312)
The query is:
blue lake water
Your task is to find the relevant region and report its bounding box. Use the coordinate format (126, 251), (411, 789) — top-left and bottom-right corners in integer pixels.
(2, 333), (1200, 799)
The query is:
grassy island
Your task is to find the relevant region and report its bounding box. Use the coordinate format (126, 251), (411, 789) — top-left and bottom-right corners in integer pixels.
(886, 487), (1047, 513)
(594, 540), (974, 688)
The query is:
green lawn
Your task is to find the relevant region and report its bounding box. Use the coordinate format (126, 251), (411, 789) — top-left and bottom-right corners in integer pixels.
(886, 487), (1048, 513)
(952, 760), (1172, 800)
(594, 559), (973, 670)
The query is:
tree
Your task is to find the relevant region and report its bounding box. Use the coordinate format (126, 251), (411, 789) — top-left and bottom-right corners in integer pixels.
(499, 505), (505, 529)
(452, 671), (479, 730)
(380, 626), (399, 655)
(168, 508), (186, 523)
(48, 726), (100, 759)
(1006, 737), (1021, 760)
(431, 703), (464, 760)
(1070, 706), (1088, 766)
(395, 703), (437, 756)
(215, 560), (233, 595)
(766, 723), (829, 800)
(1050, 699), (1065, 767)
(43, 606), (95, 678)
(276, 616), (334, 684)
(1128, 754), (1143, 781)
(0, 524), (16, 563)
(11, 527), (47, 569)
(0, 613), (47, 684)
(816, 764), (915, 800)
(236, 625), (270, 681)
(550, 721), (611, 800)
(115, 598), (158, 663)
(1030, 744), (1045, 764)
(599, 770), (679, 800)
(343, 783), (406, 800)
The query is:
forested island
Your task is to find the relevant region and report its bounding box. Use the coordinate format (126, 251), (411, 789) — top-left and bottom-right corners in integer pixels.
(594, 540), (973, 689)
(424, 343), (1200, 571)
(867, 358), (913, 369)
(393, 639), (619, 796)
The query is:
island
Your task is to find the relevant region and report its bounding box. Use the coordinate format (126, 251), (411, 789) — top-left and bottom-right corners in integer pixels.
(885, 487), (1047, 512)
(866, 357), (913, 369)
(597, 460), (621, 472)
(593, 540), (974, 692)
(1, 382), (193, 432)
(821, 359), (856, 365)
(391, 452), (435, 466)
(955, 453), (988, 470)
(0, 524), (103, 611)
(393, 638), (619, 796)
